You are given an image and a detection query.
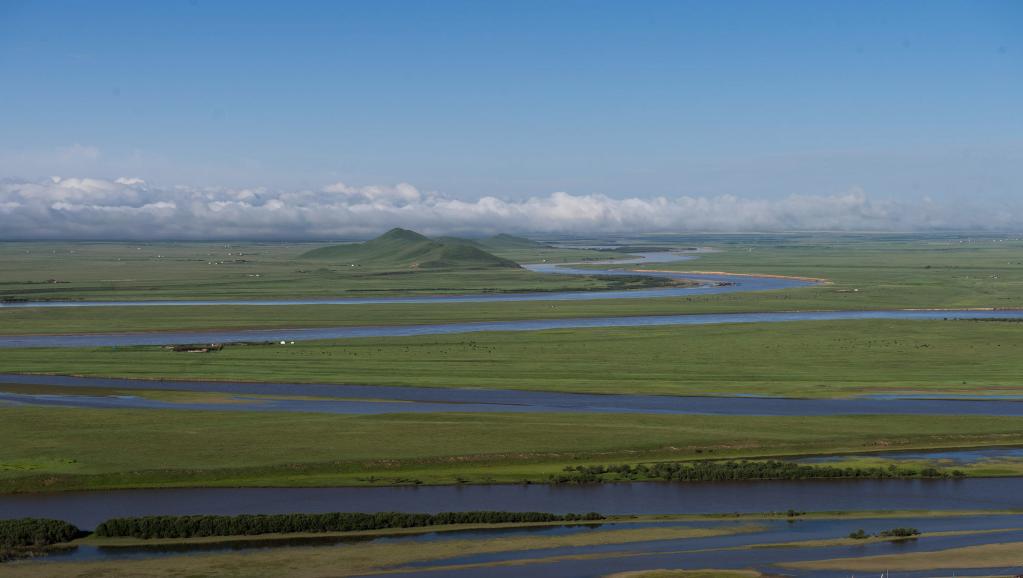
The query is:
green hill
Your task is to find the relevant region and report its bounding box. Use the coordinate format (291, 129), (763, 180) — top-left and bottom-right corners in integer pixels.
(300, 228), (520, 270)
(479, 234), (550, 250)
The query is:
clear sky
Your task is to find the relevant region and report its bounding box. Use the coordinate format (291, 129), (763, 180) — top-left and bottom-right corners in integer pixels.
(0, 0), (1020, 237)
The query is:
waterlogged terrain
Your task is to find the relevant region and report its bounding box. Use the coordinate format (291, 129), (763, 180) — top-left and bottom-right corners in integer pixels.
(5, 244), (1023, 576)
(7, 374), (1023, 417)
(5, 479), (1023, 529)
(6, 507), (1023, 577)
(3, 308), (1022, 349)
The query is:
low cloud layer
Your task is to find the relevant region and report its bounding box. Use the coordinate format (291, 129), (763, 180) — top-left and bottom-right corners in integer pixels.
(0, 177), (1019, 240)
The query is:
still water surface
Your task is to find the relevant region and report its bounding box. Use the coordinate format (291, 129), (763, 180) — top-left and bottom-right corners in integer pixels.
(2, 478), (1020, 529)
(5, 373), (1023, 416)
(1, 308), (1020, 348)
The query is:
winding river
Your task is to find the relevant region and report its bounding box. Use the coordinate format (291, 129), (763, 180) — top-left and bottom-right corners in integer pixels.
(1, 251), (1020, 348)
(6, 250), (1023, 575)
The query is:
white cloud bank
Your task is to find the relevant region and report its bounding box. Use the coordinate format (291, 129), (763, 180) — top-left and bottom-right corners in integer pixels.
(0, 177), (1019, 240)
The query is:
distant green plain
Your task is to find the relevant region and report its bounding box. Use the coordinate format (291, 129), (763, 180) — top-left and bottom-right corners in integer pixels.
(3, 407), (1023, 492)
(0, 240), (629, 302)
(2, 235), (1022, 334)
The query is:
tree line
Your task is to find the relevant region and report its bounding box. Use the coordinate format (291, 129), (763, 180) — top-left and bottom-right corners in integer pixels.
(94, 511), (604, 539)
(548, 460), (963, 484)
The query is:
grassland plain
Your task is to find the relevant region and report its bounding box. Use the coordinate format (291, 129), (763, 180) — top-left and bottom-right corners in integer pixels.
(4, 408), (1023, 491)
(3, 319), (1021, 398)
(2, 236), (1022, 335)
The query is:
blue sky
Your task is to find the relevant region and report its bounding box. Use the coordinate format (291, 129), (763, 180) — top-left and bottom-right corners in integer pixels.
(0, 0), (1020, 237)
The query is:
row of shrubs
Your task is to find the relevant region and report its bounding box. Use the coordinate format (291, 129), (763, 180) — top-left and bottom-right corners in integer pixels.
(94, 511), (604, 539)
(548, 460), (963, 483)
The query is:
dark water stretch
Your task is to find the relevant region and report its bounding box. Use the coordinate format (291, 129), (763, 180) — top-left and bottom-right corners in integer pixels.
(3, 478), (1021, 529)
(2, 308), (1021, 349)
(6, 373), (1023, 417)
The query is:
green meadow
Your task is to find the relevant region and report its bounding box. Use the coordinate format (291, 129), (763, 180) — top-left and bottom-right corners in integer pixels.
(641, 234), (1023, 310)
(3, 407), (1023, 491)
(3, 318), (1020, 398)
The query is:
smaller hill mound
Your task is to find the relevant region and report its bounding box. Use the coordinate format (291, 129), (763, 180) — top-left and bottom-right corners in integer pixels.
(300, 228), (520, 270)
